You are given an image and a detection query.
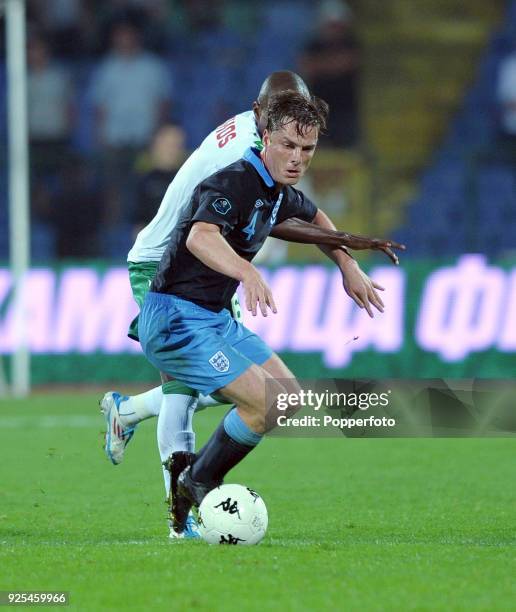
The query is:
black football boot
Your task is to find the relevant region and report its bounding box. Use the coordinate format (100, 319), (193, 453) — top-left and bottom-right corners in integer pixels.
(163, 451), (196, 534)
(177, 465), (221, 509)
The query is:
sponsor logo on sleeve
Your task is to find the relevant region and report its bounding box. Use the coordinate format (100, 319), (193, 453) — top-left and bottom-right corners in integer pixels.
(269, 192), (283, 225)
(212, 198), (232, 215)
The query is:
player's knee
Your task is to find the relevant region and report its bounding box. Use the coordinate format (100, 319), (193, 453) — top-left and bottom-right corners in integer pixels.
(278, 377), (302, 398)
(268, 378), (304, 423)
(260, 355), (301, 397)
(239, 377), (285, 433)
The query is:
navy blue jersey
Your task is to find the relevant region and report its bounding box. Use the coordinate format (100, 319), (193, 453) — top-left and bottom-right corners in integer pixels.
(151, 147), (318, 311)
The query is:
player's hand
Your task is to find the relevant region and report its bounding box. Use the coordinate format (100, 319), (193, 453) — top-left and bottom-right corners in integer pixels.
(338, 235), (406, 265)
(241, 264), (277, 317)
(341, 260), (385, 318)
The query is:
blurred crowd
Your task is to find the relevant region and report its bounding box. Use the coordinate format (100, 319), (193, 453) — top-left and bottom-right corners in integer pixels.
(0, 0), (361, 260)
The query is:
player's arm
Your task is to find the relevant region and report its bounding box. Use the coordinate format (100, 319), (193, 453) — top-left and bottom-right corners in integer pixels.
(186, 222), (277, 317)
(270, 217), (405, 265)
(311, 209), (385, 318)
(271, 217), (351, 250)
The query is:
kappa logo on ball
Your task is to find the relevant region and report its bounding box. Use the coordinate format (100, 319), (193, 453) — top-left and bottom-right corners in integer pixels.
(209, 351), (230, 372)
(211, 198), (232, 215)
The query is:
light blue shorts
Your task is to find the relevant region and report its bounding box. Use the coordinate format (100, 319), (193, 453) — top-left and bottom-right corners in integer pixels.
(138, 292), (273, 395)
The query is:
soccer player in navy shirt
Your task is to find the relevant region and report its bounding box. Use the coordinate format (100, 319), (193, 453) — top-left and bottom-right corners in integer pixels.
(138, 91), (363, 534)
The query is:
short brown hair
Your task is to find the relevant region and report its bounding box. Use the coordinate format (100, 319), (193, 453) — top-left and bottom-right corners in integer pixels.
(265, 91), (329, 137)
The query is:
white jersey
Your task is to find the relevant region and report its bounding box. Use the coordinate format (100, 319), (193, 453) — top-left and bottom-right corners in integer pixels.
(127, 111), (260, 263)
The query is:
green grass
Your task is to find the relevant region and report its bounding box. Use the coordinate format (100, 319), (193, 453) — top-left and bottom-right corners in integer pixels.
(1, 393), (515, 611)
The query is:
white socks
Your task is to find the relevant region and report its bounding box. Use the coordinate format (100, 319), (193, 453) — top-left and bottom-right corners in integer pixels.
(157, 392), (197, 497)
(117, 386), (162, 427)
(117, 387), (224, 428)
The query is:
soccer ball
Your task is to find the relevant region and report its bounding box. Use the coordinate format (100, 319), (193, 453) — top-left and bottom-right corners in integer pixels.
(198, 484), (268, 545)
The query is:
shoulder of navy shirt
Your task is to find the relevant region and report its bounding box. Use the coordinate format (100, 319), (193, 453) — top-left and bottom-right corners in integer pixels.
(243, 147), (275, 188)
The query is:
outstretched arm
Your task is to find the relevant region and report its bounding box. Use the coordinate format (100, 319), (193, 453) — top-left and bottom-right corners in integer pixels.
(270, 217), (405, 265)
(310, 209), (386, 318)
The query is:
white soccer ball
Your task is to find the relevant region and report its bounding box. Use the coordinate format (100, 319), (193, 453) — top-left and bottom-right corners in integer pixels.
(198, 484), (268, 545)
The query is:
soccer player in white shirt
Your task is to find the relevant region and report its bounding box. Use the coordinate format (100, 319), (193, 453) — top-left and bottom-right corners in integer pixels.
(100, 71), (403, 537)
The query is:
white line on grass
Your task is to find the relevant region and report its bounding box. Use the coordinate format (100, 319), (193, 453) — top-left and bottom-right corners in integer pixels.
(0, 415), (100, 428)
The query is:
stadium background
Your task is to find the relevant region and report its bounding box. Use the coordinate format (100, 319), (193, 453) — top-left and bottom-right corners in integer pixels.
(1, 3), (515, 610)
(0, 0), (515, 386)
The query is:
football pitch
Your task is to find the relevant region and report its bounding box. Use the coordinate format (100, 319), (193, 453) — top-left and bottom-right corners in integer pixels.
(1, 392), (515, 611)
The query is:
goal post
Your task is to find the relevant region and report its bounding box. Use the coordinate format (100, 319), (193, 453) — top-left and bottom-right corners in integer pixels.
(4, 0), (30, 397)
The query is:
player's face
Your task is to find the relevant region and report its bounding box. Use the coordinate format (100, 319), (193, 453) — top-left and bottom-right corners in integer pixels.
(261, 121), (318, 186)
